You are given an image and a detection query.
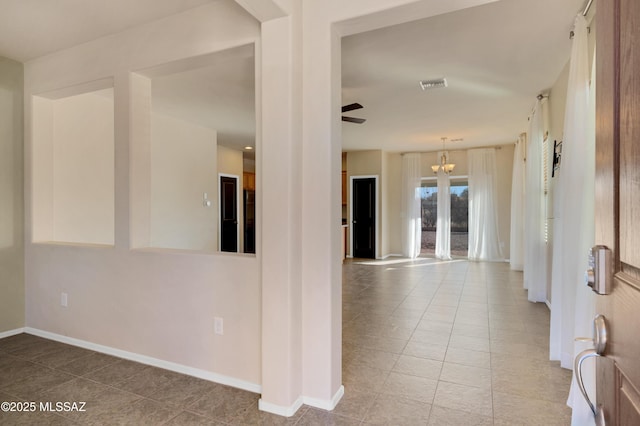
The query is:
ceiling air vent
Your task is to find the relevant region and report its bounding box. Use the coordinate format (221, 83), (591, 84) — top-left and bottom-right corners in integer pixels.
(419, 78), (447, 90)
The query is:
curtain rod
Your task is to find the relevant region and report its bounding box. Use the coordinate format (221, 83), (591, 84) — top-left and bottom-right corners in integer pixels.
(582, 0), (594, 16)
(401, 144), (505, 155)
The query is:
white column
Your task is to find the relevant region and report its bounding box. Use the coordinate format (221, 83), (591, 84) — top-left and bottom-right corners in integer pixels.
(300, 2), (343, 408)
(258, 10), (305, 416)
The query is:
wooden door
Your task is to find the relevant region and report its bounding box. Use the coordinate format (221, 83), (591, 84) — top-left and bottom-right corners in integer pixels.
(595, 0), (640, 424)
(220, 175), (238, 252)
(352, 177), (376, 259)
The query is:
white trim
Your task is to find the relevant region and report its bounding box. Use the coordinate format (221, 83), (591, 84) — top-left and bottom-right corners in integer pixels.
(258, 396), (304, 417)
(0, 327), (25, 339)
(23, 328), (261, 394)
(303, 385), (345, 411)
(381, 253), (403, 260)
(218, 173), (241, 253)
(349, 175), (379, 259)
(545, 300), (552, 310)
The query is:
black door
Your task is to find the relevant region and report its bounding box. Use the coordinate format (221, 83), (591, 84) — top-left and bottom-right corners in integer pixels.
(243, 189), (255, 254)
(220, 176), (238, 252)
(352, 177), (375, 259)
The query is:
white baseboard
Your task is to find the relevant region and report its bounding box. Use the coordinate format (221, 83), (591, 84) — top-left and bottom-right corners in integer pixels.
(259, 396), (304, 417)
(381, 253), (402, 260)
(0, 327), (26, 339)
(303, 385), (345, 411)
(23, 327), (261, 394)
(259, 385), (344, 417)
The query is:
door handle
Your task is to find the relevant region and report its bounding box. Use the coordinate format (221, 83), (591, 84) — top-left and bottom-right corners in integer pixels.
(574, 314), (607, 425)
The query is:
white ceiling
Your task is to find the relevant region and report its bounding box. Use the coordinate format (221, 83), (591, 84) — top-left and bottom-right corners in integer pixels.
(0, 0), (586, 153)
(136, 44), (256, 149)
(0, 0), (215, 63)
(341, 0), (586, 152)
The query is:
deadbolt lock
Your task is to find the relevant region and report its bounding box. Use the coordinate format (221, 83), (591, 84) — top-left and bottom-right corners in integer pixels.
(585, 245), (613, 295)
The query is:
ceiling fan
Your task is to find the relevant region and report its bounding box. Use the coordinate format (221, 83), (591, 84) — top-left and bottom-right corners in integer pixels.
(342, 103), (366, 124)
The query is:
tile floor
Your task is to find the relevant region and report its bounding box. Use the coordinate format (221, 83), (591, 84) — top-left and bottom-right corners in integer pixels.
(0, 257), (572, 425)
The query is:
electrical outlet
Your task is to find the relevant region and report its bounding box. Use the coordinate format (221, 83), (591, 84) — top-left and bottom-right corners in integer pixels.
(61, 293), (68, 307)
(214, 317), (224, 335)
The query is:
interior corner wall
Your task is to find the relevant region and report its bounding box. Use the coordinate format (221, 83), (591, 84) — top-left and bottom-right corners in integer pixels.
(382, 152), (402, 257)
(23, 1), (262, 388)
(150, 112), (218, 251)
(345, 150), (382, 258)
(0, 56), (24, 332)
(51, 91), (115, 245)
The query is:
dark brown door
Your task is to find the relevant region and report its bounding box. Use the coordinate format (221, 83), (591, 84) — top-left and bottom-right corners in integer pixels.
(352, 177), (375, 259)
(595, 0), (640, 424)
(220, 176), (238, 252)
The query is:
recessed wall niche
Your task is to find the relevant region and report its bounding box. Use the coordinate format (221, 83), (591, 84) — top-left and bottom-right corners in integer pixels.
(130, 44), (256, 253)
(31, 80), (115, 246)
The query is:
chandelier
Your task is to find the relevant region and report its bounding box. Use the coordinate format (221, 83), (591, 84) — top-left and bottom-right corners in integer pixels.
(431, 137), (455, 174)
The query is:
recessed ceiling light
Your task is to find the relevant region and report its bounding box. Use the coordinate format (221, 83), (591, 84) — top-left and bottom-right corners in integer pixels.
(420, 78), (447, 90)
(244, 146), (253, 150)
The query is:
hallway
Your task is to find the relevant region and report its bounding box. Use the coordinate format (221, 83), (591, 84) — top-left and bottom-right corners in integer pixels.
(0, 258), (572, 425)
(338, 257), (572, 425)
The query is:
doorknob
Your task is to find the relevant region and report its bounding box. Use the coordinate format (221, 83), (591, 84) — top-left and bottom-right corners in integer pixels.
(574, 314), (607, 425)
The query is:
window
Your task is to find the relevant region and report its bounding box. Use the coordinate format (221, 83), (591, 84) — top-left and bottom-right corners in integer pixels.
(420, 179), (469, 256)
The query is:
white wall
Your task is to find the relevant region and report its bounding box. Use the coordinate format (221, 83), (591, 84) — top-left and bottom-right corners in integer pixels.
(24, 0), (262, 388)
(381, 152), (402, 257)
(54, 91), (115, 244)
(345, 150), (382, 258)
(32, 89), (115, 245)
(150, 112), (217, 251)
(0, 56), (24, 332)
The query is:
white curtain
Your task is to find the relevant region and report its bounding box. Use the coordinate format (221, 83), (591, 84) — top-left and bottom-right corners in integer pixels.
(435, 165), (451, 260)
(401, 153), (422, 259)
(523, 99), (547, 302)
(543, 15), (595, 426)
(510, 135), (526, 271)
(467, 148), (503, 261)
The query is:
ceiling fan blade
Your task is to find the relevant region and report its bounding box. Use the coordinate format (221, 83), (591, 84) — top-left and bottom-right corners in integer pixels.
(342, 116), (366, 124)
(342, 103), (363, 113)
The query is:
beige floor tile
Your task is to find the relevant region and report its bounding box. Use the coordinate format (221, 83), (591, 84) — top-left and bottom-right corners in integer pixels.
(427, 405), (493, 426)
(82, 358), (151, 386)
(409, 329), (451, 346)
(392, 355), (443, 380)
(381, 371), (438, 403)
(363, 394), (431, 425)
(331, 388), (377, 421)
(297, 408), (362, 426)
(343, 364), (390, 393)
(439, 362), (492, 389)
(444, 347), (491, 369)
(493, 391), (572, 425)
(448, 335), (491, 352)
(0, 368), (74, 400)
(433, 381), (493, 417)
(163, 411), (222, 425)
(402, 340), (448, 361)
(344, 348), (399, 371)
